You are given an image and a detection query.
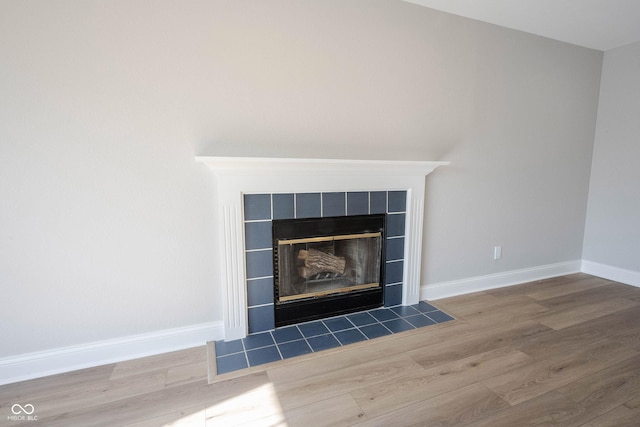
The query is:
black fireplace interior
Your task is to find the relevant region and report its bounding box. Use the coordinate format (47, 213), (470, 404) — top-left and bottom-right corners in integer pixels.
(273, 214), (386, 327)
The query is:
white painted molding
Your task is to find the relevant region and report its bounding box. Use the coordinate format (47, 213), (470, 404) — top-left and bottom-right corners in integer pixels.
(0, 321), (224, 386)
(219, 203), (247, 342)
(195, 156), (449, 177)
(421, 260), (582, 300)
(403, 192), (423, 305)
(196, 156), (449, 340)
(581, 260), (640, 287)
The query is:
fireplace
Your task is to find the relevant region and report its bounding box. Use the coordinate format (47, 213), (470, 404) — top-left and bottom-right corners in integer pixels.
(195, 156), (449, 340)
(273, 214), (386, 326)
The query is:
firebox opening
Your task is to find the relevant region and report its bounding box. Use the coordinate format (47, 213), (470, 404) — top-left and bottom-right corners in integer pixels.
(273, 214), (385, 327)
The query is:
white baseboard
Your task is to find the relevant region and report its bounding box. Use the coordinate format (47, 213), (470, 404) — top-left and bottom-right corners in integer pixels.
(581, 260), (640, 287)
(0, 321), (224, 386)
(4, 260), (634, 386)
(421, 260), (582, 301)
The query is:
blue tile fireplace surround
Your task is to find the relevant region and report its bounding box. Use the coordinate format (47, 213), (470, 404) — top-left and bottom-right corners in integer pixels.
(244, 190), (409, 334)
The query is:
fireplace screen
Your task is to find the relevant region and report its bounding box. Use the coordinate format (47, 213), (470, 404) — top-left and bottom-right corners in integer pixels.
(276, 232), (382, 302)
(273, 214), (385, 326)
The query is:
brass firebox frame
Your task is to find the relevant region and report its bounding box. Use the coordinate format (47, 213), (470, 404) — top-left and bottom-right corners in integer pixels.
(276, 231), (383, 302)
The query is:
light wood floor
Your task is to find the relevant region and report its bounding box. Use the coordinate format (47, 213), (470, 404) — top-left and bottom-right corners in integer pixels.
(3, 273), (640, 426)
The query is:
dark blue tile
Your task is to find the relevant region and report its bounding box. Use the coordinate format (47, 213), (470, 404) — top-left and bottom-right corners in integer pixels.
(296, 193), (321, 218)
(413, 301), (438, 313)
(382, 318), (415, 333)
(278, 340), (313, 359)
(334, 328), (367, 345)
(216, 352), (248, 374)
(214, 339), (244, 357)
(370, 191), (387, 214)
(347, 192), (369, 215)
(388, 191), (407, 213)
(272, 326), (303, 344)
(247, 277), (274, 307)
(244, 221), (272, 250)
(307, 334), (341, 352)
(426, 310), (455, 323)
(386, 238), (405, 262)
(323, 316), (353, 332)
(298, 321), (330, 338)
(272, 193), (295, 219)
(248, 305), (274, 334)
(322, 192), (346, 217)
(391, 305), (420, 317)
(245, 250), (273, 279)
(369, 308), (400, 322)
(385, 261), (404, 285)
(246, 345), (281, 366)
(243, 331), (275, 350)
(386, 213), (405, 237)
(346, 312), (378, 327)
(359, 323), (392, 339)
(405, 314), (436, 328)
(244, 194), (271, 220)
(384, 284), (403, 307)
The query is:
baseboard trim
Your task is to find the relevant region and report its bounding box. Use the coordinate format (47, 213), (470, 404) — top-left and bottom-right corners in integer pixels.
(0, 321), (224, 386)
(581, 260), (640, 287)
(421, 260), (582, 301)
(6, 259), (633, 386)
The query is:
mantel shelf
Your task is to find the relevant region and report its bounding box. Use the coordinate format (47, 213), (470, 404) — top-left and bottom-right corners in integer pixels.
(195, 156), (450, 177)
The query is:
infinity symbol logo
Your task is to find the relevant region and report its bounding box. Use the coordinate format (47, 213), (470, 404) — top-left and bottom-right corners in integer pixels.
(11, 404), (35, 415)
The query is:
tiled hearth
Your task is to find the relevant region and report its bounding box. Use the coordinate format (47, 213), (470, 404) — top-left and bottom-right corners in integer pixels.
(214, 301), (454, 375)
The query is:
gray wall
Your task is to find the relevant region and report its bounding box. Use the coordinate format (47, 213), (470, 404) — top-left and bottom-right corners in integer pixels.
(583, 41), (640, 272)
(1, 0), (602, 358)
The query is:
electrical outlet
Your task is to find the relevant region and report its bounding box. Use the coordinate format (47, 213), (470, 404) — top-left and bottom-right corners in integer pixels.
(493, 245), (502, 260)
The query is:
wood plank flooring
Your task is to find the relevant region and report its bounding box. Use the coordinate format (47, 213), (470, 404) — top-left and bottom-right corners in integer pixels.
(2, 273), (640, 426)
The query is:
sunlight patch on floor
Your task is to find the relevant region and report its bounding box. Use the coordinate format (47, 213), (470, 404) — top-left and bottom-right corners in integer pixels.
(205, 382), (286, 426)
(163, 382), (286, 426)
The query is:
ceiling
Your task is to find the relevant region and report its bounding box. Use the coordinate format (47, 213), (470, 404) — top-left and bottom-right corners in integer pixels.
(403, 0), (640, 51)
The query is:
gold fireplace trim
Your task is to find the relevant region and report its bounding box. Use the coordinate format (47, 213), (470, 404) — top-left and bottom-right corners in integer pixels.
(277, 232), (382, 246)
(278, 282), (380, 302)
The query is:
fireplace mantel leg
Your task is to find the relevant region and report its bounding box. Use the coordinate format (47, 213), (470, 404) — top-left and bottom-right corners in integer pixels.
(403, 192), (423, 306)
(219, 203), (248, 341)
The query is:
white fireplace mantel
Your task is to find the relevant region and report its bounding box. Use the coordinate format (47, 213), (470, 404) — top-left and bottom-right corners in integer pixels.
(196, 156), (449, 340)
